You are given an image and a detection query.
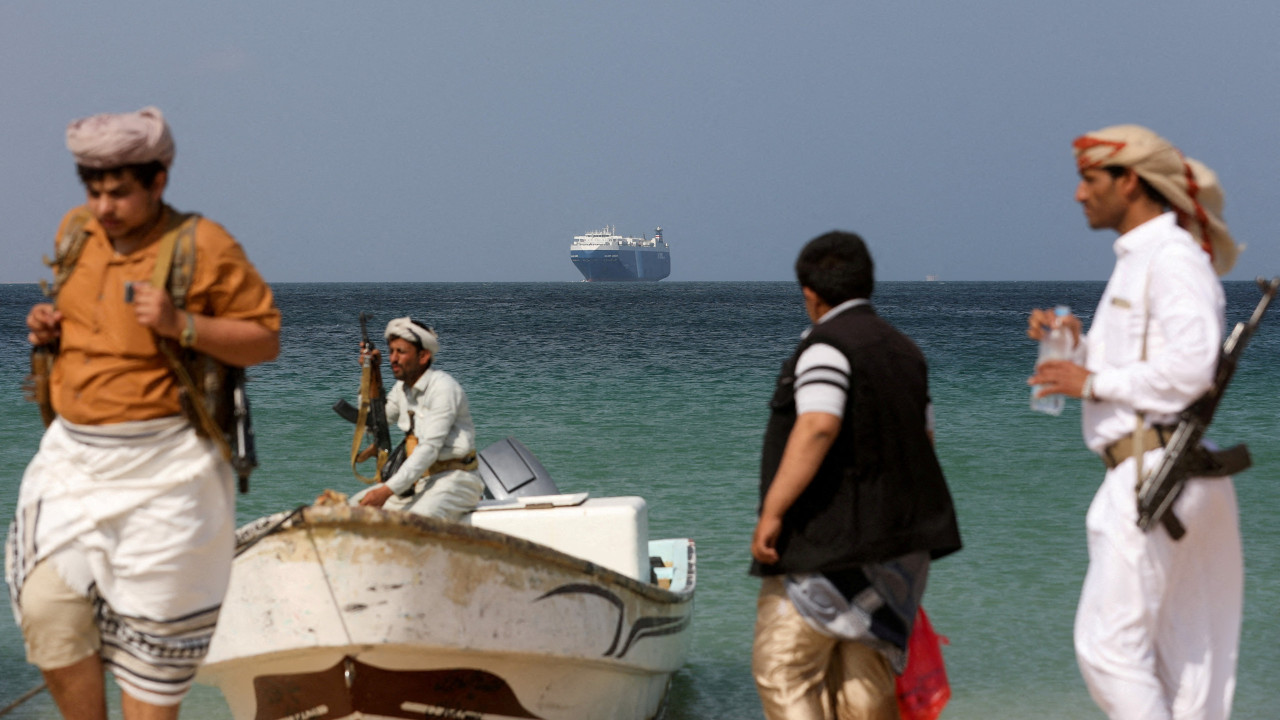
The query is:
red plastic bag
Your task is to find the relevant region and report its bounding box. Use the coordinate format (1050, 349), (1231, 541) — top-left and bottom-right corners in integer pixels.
(896, 607), (951, 720)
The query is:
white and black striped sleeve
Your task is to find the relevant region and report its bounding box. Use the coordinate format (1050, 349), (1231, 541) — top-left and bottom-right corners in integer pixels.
(794, 343), (850, 418)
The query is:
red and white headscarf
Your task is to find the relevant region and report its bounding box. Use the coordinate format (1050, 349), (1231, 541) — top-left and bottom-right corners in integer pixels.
(66, 106), (175, 170)
(1073, 124), (1239, 276)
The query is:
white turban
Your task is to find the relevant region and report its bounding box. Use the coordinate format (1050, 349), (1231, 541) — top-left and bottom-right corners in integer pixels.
(1073, 124), (1239, 276)
(385, 317), (439, 355)
(66, 106), (175, 169)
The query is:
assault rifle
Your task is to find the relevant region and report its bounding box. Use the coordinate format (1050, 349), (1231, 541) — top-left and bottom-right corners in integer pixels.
(228, 367), (257, 494)
(333, 313), (394, 482)
(358, 312), (393, 459)
(1137, 276), (1280, 539)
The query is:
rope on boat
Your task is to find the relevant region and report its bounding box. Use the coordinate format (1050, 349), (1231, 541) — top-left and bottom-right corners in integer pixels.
(234, 504), (308, 557)
(0, 682), (46, 717)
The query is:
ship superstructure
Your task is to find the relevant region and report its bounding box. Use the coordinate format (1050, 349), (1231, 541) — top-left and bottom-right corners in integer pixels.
(570, 226), (671, 282)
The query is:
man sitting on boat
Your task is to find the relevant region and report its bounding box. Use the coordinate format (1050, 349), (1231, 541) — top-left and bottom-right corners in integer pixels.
(352, 317), (485, 520)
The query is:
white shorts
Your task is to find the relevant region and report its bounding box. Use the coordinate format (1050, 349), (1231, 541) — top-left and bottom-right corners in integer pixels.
(6, 417), (235, 705)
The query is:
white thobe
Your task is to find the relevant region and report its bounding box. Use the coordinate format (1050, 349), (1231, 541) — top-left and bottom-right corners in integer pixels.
(1074, 213), (1242, 720)
(380, 367), (483, 520)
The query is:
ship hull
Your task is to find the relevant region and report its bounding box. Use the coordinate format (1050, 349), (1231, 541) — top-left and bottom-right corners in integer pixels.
(571, 248), (671, 282)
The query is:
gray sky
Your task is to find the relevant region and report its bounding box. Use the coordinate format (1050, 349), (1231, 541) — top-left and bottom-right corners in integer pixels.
(3, 2), (1277, 282)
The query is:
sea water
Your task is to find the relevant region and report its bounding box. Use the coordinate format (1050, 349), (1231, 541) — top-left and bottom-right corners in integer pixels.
(1, 281), (1278, 719)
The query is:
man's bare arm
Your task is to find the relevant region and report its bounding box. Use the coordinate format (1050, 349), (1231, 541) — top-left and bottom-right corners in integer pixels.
(751, 412), (841, 565)
(133, 282), (279, 367)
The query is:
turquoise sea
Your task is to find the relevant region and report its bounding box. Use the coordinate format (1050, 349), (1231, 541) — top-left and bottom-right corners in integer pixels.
(1, 281), (1278, 719)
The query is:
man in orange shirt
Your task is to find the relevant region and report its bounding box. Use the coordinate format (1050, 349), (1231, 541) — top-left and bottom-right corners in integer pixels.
(5, 107), (280, 720)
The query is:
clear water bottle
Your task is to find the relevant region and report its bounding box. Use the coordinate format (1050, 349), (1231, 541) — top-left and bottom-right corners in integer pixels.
(1031, 305), (1073, 416)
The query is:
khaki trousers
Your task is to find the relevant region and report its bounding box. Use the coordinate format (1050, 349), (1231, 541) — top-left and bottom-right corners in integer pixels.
(19, 558), (99, 670)
(753, 576), (900, 720)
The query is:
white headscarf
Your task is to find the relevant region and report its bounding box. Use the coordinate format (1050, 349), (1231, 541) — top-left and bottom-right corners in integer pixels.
(1073, 124), (1239, 276)
(385, 317), (439, 354)
(66, 106), (176, 170)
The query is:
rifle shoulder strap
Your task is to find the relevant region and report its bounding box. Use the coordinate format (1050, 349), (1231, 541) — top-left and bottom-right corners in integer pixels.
(1133, 264), (1154, 488)
(39, 207), (200, 303)
(167, 214), (199, 309)
(27, 210), (93, 424)
(349, 363), (386, 484)
(149, 212), (200, 292)
(150, 214), (231, 460)
(39, 207), (95, 299)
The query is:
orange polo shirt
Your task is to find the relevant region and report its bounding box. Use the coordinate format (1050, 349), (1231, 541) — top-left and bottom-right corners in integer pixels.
(50, 204), (281, 425)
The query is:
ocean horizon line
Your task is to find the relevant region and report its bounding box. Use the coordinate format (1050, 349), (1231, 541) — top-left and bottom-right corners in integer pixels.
(2, 278), (1124, 287)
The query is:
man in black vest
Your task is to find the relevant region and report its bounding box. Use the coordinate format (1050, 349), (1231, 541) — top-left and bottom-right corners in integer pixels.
(750, 231), (961, 720)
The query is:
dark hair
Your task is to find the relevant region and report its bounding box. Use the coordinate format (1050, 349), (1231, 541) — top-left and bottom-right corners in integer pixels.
(1103, 165), (1168, 208)
(405, 320), (435, 349)
(76, 161), (166, 189)
(794, 231), (874, 305)
(409, 319), (435, 368)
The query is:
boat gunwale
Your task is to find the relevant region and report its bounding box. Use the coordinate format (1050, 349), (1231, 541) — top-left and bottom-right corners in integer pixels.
(245, 504), (696, 605)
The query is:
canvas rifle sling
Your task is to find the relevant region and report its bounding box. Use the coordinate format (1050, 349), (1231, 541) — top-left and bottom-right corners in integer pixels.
(349, 363), (387, 484)
(39, 207), (94, 299)
(24, 211), (94, 426)
(150, 215), (233, 462)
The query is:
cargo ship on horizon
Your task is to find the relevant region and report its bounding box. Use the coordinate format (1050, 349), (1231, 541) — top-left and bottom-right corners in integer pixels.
(570, 226), (671, 282)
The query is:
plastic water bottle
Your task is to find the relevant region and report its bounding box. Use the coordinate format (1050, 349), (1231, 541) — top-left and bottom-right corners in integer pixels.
(1031, 305), (1073, 416)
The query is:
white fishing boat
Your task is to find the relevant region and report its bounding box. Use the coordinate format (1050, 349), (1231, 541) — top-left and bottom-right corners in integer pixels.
(196, 439), (696, 720)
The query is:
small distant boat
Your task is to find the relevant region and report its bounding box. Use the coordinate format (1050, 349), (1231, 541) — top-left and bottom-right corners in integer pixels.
(570, 226), (671, 282)
(197, 439), (696, 720)
(925, 274), (939, 282)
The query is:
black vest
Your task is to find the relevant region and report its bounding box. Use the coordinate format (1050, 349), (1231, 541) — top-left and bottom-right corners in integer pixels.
(752, 305), (962, 576)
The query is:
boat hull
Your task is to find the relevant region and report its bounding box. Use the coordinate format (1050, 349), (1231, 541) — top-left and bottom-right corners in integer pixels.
(197, 506), (695, 720)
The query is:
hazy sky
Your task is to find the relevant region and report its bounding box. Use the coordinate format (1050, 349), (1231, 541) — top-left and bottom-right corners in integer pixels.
(3, 2), (1277, 282)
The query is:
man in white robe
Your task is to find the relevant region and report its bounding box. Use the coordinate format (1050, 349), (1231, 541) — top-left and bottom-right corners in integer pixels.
(1029, 125), (1244, 720)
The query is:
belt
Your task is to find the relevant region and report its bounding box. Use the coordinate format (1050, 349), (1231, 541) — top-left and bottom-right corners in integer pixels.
(427, 451), (478, 476)
(1100, 426), (1175, 470)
